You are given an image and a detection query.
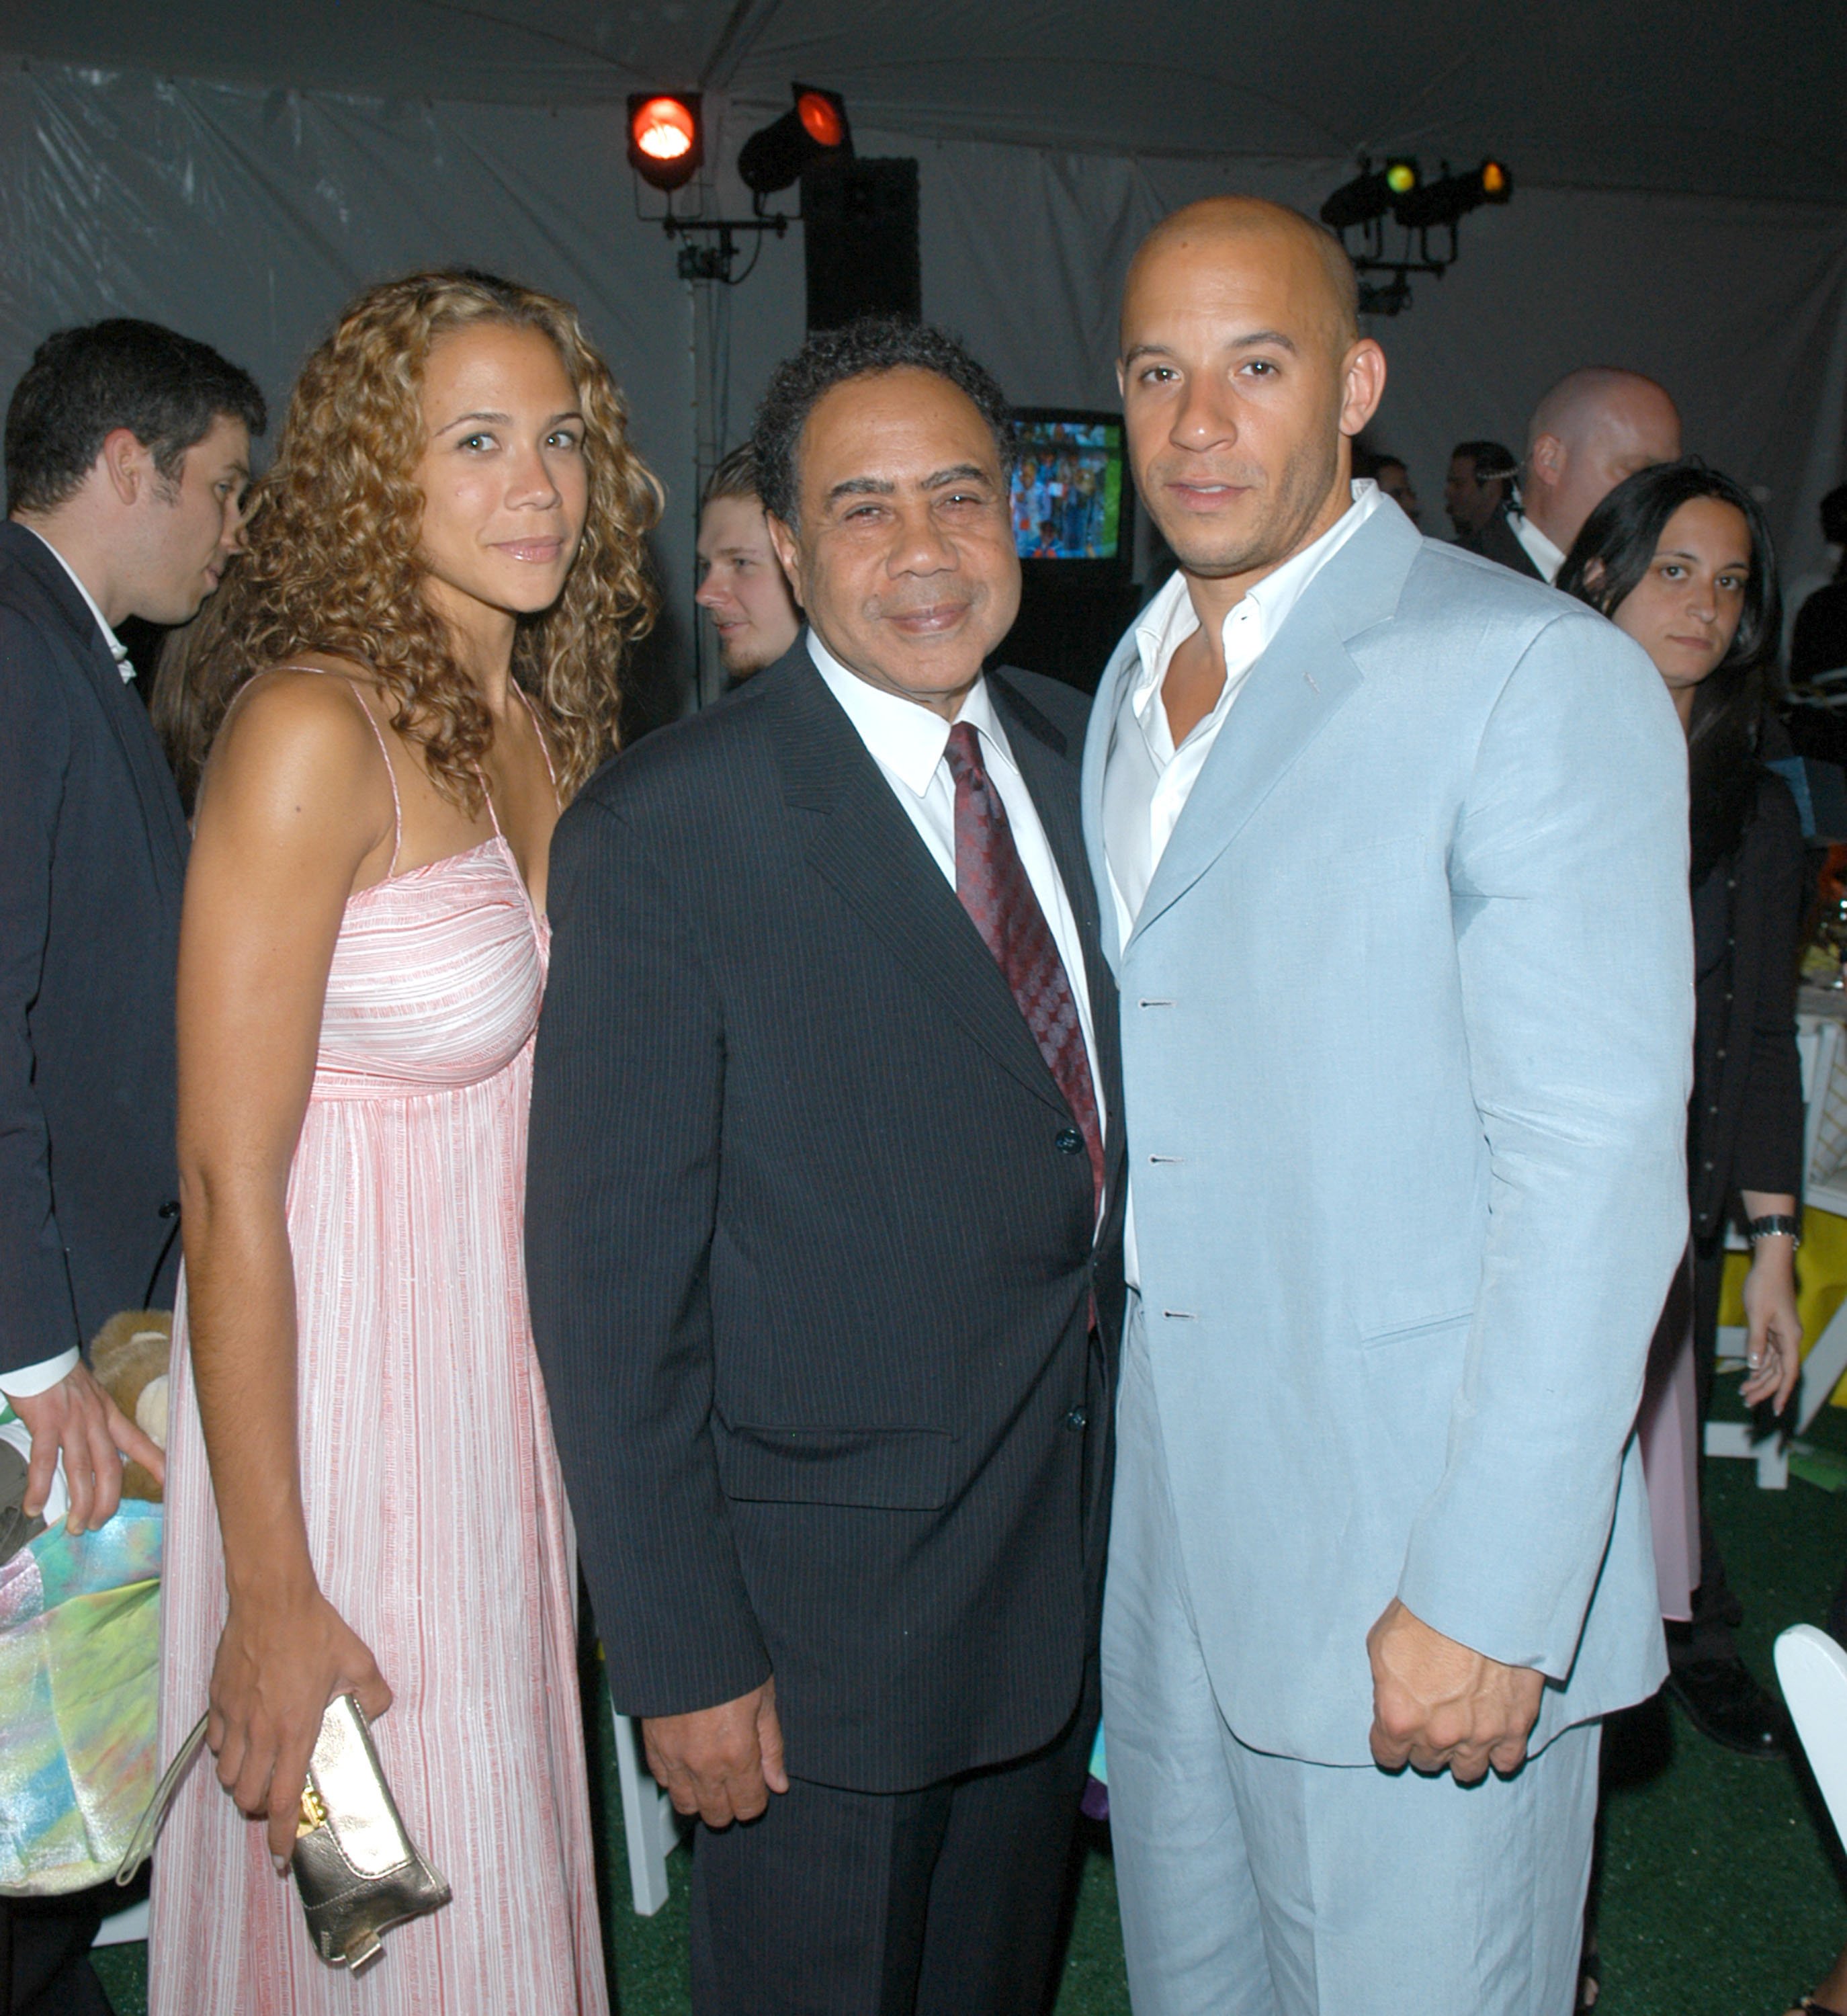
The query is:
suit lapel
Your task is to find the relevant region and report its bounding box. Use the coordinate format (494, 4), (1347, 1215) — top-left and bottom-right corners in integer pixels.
(990, 669), (1122, 1136)
(989, 672), (1086, 944)
(1127, 602), (1362, 946)
(769, 653), (1070, 1118)
(0, 526), (187, 888)
(1082, 631), (1141, 973)
(1125, 503), (1420, 952)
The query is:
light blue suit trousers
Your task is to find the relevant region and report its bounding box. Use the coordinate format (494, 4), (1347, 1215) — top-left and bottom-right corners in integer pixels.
(1104, 1302), (1599, 2015)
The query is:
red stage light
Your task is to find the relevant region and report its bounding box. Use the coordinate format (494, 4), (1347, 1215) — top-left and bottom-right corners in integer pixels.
(739, 84), (853, 197)
(628, 92), (703, 193)
(798, 91), (846, 149)
(636, 99), (694, 161)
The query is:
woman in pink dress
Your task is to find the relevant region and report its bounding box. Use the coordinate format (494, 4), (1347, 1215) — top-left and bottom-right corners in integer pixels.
(148, 269), (660, 2011)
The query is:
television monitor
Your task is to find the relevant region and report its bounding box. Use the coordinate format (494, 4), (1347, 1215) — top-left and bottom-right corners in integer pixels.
(1009, 408), (1132, 575)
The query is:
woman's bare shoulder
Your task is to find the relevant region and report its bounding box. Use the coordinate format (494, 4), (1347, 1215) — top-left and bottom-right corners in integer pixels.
(199, 658), (394, 835)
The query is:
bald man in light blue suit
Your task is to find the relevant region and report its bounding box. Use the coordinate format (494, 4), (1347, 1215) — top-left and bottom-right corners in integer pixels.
(1086, 200), (1692, 2013)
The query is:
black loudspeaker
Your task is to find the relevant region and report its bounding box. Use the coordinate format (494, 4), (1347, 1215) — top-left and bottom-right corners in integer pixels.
(802, 157), (920, 330)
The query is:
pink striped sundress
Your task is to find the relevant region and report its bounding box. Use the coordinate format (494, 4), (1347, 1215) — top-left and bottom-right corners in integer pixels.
(151, 689), (608, 2013)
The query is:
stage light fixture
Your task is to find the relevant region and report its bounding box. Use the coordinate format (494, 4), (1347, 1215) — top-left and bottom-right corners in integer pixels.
(737, 83), (853, 198)
(628, 92), (703, 193)
(1318, 158), (1419, 233)
(1391, 159), (1515, 231)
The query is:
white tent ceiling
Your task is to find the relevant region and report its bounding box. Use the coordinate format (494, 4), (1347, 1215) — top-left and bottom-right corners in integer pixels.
(4, 0), (1845, 206)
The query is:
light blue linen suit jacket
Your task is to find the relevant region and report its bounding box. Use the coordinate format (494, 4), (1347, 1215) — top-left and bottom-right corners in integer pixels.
(1083, 501), (1693, 1767)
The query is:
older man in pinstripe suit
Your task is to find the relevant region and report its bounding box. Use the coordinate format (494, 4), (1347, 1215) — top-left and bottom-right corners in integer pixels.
(527, 318), (1125, 2016)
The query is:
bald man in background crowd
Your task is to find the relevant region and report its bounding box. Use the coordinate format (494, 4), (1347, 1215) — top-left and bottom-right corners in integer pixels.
(1468, 365), (1681, 581)
(1085, 197), (1692, 2012)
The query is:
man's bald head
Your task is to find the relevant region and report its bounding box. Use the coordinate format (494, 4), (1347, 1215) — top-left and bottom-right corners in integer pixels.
(1123, 198), (1361, 358)
(1115, 195), (1385, 599)
(1522, 366), (1682, 554)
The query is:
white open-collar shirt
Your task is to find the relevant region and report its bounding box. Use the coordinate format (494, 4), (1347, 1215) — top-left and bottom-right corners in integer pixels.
(808, 629), (1105, 1148)
(24, 526), (135, 681)
(1510, 508), (1565, 585)
(1102, 478), (1385, 1282)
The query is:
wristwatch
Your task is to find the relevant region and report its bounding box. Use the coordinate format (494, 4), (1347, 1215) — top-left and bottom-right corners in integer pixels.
(1746, 1213), (1803, 1249)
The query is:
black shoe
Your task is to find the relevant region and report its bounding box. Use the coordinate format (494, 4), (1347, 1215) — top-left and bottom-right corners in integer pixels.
(1665, 1656), (1789, 1759)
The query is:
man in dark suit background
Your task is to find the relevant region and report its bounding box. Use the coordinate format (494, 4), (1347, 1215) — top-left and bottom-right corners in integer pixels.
(0, 319), (262, 2016)
(1442, 437), (1516, 541)
(527, 319), (1123, 2016)
(1792, 485), (1847, 682)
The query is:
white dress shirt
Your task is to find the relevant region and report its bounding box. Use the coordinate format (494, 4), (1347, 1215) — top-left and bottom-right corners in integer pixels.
(1509, 509), (1565, 585)
(1102, 478), (1385, 1282)
(0, 533), (134, 1404)
(1103, 478), (1383, 948)
(807, 631), (1105, 1148)
(22, 526), (135, 680)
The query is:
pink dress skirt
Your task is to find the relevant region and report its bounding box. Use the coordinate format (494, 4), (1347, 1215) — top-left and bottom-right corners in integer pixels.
(150, 833), (608, 2013)
(1636, 1250), (1701, 1624)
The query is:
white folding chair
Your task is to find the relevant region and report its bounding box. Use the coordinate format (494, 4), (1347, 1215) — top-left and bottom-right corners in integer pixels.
(611, 1706), (682, 1916)
(93, 1897), (148, 1945)
(1776, 1624), (1847, 1850)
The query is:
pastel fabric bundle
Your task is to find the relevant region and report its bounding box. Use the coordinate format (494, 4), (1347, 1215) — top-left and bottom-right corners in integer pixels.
(0, 1502), (163, 1895)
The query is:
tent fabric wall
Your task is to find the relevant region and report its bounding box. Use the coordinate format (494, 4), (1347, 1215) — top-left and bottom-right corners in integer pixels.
(5, 60), (1847, 707)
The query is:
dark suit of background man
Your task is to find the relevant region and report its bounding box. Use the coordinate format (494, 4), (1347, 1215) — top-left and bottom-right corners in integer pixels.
(0, 320), (262, 2016)
(527, 318), (1125, 2016)
(1467, 366), (1680, 583)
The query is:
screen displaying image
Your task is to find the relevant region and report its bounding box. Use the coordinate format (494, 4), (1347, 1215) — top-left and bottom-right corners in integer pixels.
(1011, 417), (1124, 562)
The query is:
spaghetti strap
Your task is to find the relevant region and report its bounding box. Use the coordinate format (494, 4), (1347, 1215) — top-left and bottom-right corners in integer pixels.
(512, 682), (561, 804)
(476, 683), (556, 839)
(478, 765), (504, 841)
(275, 665), (402, 876)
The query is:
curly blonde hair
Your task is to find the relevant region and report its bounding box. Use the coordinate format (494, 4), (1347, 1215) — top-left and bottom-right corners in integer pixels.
(157, 269), (662, 808)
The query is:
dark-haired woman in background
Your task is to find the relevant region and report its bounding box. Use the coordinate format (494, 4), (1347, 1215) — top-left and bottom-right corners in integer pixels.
(1559, 461), (1805, 1771)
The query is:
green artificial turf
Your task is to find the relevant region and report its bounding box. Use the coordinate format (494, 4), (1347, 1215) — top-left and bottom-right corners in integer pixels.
(93, 1392), (1847, 2014)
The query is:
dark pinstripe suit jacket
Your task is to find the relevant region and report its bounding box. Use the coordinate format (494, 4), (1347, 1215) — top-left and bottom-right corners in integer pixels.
(527, 641), (1126, 1794)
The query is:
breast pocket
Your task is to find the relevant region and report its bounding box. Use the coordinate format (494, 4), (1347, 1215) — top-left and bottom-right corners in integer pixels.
(1354, 1306), (1476, 1350)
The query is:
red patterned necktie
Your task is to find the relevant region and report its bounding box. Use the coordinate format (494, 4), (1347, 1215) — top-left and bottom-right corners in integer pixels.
(943, 720), (1103, 1213)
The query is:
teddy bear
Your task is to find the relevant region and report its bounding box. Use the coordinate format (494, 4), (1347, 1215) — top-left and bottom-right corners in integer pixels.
(89, 1309), (173, 1503)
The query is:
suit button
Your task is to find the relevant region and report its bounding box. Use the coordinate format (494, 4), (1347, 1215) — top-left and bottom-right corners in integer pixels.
(1066, 1406), (1088, 1431)
(1055, 1127), (1084, 1154)
(158, 1200), (180, 1220)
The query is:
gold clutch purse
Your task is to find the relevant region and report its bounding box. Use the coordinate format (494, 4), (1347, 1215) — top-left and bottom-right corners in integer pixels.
(120, 1692), (451, 1974)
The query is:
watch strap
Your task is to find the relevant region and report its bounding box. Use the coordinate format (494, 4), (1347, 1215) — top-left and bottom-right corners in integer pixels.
(1746, 1213), (1803, 1248)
